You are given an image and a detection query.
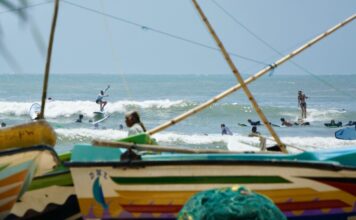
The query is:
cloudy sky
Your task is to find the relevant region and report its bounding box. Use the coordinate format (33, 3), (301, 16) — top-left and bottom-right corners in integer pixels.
(0, 0), (355, 75)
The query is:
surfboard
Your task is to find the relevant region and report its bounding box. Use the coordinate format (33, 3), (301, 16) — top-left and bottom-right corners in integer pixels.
(270, 123), (281, 128)
(238, 123), (280, 128)
(335, 127), (356, 140)
(29, 103), (41, 120)
(93, 111), (105, 121)
(92, 114), (111, 125)
(93, 111), (105, 115)
(324, 122), (342, 128)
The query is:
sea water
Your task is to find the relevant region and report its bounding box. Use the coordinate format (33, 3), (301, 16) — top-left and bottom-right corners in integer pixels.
(1, 73), (356, 153)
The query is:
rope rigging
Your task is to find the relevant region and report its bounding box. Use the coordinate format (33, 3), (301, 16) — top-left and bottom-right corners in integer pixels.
(210, 0), (356, 100)
(61, 0), (269, 67)
(99, 1), (133, 100)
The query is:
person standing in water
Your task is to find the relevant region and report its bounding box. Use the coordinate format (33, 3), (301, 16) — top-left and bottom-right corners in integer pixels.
(221, 124), (233, 135)
(298, 90), (308, 119)
(96, 85), (110, 111)
(76, 114), (84, 123)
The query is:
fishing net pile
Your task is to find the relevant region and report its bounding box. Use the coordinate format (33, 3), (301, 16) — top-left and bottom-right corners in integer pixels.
(178, 186), (286, 220)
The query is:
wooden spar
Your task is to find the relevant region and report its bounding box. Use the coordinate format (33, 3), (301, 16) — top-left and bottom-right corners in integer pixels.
(147, 14), (356, 138)
(39, 0), (59, 119)
(92, 139), (277, 154)
(191, 0), (286, 152)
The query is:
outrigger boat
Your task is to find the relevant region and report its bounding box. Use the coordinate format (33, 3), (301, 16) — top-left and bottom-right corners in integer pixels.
(0, 120), (59, 219)
(67, 136), (356, 220)
(7, 151), (79, 219)
(65, 1), (356, 219)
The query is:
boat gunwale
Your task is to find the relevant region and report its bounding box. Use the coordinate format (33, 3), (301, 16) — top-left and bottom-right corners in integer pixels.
(64, 159), (356, 171)
(0, 145), (60, 163)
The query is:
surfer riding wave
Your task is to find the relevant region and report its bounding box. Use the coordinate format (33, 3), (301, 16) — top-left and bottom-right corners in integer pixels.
(96, 85), (110, 111)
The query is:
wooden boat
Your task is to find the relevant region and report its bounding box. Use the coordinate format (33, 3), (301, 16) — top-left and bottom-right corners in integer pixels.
(0, 121), (59, 219)
(66, 137), (356, 220)
(8, 152), (80, 220)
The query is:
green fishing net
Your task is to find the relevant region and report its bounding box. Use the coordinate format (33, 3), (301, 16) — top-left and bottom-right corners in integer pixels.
(178, 185), (286, 220)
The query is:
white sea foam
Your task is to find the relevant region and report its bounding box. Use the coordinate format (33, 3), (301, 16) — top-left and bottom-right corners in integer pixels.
(306, 108), (346, 122)
(0, 99), (188, 118)
(56, 128), (127, 141)
(282, 108), (347, 122)
(55, 128), (356, 151)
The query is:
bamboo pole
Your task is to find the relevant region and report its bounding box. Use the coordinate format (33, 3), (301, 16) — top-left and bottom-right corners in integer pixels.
(92, 139), (271, 154)
(148, 14), (355, 141)
(191, 0), (287, 152)
(39, 0), (59, 119)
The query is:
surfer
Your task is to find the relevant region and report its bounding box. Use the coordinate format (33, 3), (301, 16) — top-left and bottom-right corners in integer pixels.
(221, 124), (233, 135)
(247, 119), (261, 126)
(325, 120), (342, 127)
(248, 126), (266, 150)
(125, 111), (147, 136)
(96, 85), (110, 111)
(248, 126), (260, 137)
(298, 90), (308, 119)
(76, 114), (84, 123)
(345, 121), (356, 126)
(280, 118), (293, 127)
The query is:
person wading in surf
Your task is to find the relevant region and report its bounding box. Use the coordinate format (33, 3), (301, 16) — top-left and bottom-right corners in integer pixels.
(221, 124), (233, 135)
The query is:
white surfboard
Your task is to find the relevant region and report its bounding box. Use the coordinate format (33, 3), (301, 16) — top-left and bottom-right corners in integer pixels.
(29, 103), (41, 120)
(92, 114), (111, 125)
(93, 111), (105, 115)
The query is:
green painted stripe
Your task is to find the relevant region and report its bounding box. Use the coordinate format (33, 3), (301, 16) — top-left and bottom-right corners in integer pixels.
(29, 172), (73, 191)
(0, 164), (9, 172)
(111, 176), (290, 185)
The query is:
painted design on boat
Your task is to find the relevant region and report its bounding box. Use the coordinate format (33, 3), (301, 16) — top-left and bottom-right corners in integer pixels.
(9, 152), (79, 219)
(67, 145), (356, 219)
(92, 176), (108, 209)
(0, 145), (59, 219)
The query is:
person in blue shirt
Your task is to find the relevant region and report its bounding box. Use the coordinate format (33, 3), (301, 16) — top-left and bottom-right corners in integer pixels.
(221, 124), (233, 135)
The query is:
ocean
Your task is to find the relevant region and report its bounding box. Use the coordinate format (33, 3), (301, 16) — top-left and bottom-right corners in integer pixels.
(1, 73), (356, 153)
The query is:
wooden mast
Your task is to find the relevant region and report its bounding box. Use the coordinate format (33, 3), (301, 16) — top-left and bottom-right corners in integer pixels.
(194, 0), (286, 151)
(39, 0), (60, 119)
(147, 13), (355, 143)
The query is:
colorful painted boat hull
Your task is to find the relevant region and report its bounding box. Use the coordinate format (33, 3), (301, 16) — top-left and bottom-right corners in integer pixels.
(67, 145), (356, 219)
(0, 146), (59, 219)
(8, 152), (80, 219)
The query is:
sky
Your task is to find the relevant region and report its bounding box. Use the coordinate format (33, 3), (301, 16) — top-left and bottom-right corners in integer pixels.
(0, 0), (355, 75)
